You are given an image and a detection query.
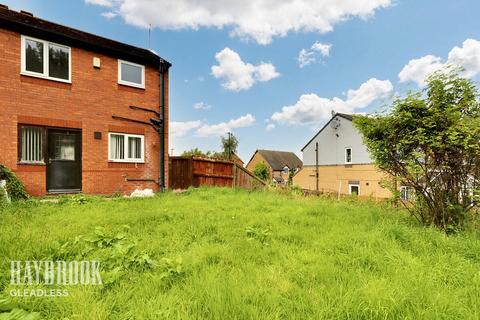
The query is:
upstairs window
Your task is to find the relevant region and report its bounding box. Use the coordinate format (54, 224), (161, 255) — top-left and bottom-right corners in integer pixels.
(21, 36), (71, 82)
(108, 133), (144, 163)
(19, 126), (45, 164)
(345, 148), (352, 164)
(118, 60), (145, 88)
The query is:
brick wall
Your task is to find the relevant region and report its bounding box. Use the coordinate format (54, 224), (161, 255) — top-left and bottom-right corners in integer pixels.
(0, 29), (169, 196)
(245, 152), (274, 178)
(292, 164), (392, 198)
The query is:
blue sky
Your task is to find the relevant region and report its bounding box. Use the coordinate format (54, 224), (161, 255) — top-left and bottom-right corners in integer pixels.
(5, 0), (480, 162)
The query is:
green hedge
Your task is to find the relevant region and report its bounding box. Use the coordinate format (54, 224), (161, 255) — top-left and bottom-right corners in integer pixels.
(0, 164), (29, 201)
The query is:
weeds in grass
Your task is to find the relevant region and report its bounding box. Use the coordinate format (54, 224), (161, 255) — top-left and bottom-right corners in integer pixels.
(0, 187), (479, 319)
(245, 226), (272, 245)
(0, 298), (41, 319)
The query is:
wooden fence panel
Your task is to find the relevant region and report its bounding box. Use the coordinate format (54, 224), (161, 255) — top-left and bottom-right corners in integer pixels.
(192, 158), (233, 187)
(170, 157), (266, 190)
(233, 164), (265, 189)
(169, 157), (193, 189)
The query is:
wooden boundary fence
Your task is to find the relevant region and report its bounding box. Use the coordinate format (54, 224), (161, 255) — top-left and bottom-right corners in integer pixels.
(169, 156), (266, 190)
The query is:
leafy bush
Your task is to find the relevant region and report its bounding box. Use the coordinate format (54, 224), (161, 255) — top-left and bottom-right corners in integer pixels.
(354, 69), (480, 232)
(253, 162), (270, 182)
(0, 164), (29, 201)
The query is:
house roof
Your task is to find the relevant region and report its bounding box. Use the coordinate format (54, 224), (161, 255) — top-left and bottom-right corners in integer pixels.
(231, 152), (244, 166)
(301, 113), (354, 151)
(249, 149), (303, 171)
(0, 4), (171, 70)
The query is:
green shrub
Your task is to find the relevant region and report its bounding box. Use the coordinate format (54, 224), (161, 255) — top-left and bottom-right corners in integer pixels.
(253, 162), (270, 182)
(0, 164), (29, 201)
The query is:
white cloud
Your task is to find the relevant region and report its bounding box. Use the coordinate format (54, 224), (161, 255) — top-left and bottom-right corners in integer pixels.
(211, 48), (279, 91)
(271, 78), (392, 125)
(193, 102), (211, 110)
(85, 0), (114, 7)
(311, 42), (332, 56)
(398, 55), (444, 86)
(298, 41), (331, 67)
(84, 0), (392, 45)
(345, 78), (393, 107)
(170, 121), (202, 137)
(448, 39), (480, 78)
(265, 123), (276, 131)
(196, 114), (255, 137)
(101, 12), (117, 19)
(399, 39), (480, 86)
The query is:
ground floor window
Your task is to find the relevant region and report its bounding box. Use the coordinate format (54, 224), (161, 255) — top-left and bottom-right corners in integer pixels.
(349, 183), (360, 195)
(19, 126), (45, 164)
(400, 186), (414, 201)
(108, 132), (144, 162)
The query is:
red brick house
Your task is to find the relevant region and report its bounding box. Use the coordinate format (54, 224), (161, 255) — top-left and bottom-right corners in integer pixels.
(0, 5), (171, 196)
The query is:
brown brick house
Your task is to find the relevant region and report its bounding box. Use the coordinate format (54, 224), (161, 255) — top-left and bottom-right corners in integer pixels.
(0, 5), (171, 196)
(246, 149), (302, 184)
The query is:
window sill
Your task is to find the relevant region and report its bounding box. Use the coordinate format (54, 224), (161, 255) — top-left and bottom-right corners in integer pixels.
(117, 81), (145, 90)
(18, 161), (46, 166)
(108, 160), (145, 164)
(20, 72), (71, 84)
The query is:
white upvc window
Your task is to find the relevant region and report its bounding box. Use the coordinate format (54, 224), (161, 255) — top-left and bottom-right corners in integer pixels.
(400, 186), (414, 201)
(108, 133), (145, 163)
(349, 183), (360, 195)
(345, 147), (352, 164)
(19, 126), (45, 164)
(20, 35), (71, 83)
(118, 59), (145, 88)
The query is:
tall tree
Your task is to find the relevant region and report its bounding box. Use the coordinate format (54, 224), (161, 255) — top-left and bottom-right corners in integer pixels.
(354, 69), (480, 232)
(221, 132), (238, 160)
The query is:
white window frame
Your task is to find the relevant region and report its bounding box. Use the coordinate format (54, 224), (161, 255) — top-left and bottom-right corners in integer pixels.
(349, 183), (360, 195)
(108, 132), (145, 163)
(118, 59), (145, 89)
(20, 35), (72, 83)
(19, 125), (45, 164)
(345, 147), (352, 164)
(400, 186), (414, 201)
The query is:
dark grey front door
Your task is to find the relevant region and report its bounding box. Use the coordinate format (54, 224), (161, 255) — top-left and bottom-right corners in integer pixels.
(46, 129), (82, 193)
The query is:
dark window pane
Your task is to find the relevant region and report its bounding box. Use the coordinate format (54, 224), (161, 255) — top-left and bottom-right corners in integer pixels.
(110, 134), (125, 160)
(20, 126), (44, 163)
(54, 134), (75, 160)
(121, 62), (142, 85)
(346, 148), (352, 162)
(49, 44), (69, 80)
(128, 137), (142, 159)
(25, 39), (44, 74)
(350, 185), (359, 195)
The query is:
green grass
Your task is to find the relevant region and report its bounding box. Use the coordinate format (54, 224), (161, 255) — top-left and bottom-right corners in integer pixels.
(1, 187), (480, 319)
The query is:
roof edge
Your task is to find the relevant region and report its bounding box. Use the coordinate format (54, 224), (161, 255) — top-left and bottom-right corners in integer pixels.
(0, 6), (172, 69)
(300, 113), (353, 151)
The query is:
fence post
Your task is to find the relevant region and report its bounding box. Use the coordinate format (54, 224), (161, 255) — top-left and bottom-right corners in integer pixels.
(189, 157), (194, 187)
(232, 163), (237, 188)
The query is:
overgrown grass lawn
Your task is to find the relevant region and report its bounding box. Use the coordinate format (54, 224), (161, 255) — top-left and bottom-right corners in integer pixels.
(1, 188), (480, 319)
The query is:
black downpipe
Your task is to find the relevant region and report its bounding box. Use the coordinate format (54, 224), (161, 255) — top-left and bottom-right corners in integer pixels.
(158, 60), (171, 191)
(159, 68), (165, 191)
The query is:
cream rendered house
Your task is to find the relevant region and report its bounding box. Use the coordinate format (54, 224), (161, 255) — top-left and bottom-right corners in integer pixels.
(293, 113), (391, 198)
